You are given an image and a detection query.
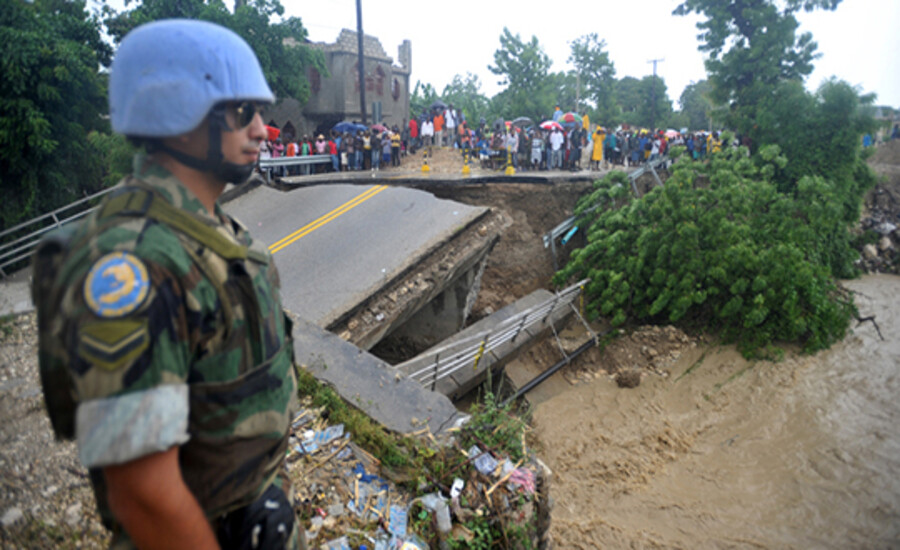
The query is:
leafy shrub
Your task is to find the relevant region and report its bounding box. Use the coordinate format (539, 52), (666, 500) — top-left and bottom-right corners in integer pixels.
(554, 144), (859, 356)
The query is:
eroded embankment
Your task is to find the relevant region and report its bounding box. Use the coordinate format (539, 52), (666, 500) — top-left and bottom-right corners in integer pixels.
(522, 275), (900, 549)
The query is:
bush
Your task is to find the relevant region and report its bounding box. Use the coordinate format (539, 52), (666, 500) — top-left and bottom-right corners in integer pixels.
(554, 144), (858, 356)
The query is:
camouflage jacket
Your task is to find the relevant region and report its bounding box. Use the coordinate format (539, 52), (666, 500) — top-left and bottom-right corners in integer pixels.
(41, 155), (297, 542)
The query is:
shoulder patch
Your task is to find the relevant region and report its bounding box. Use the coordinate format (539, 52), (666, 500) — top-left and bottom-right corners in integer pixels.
(84, 252), (150, 318)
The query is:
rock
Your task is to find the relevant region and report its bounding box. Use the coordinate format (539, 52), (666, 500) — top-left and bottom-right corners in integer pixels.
(647, 348), (658, 358)
(878, 236), (894, 251)
(615, 370), (641, 388)
(478, 225), (488, 237)
(1, 506), (23, 527)
(347, 319), (359, 330)
(43, 485), (59, 497)
(339, 331), (352, 341)
(875, 221), (897, 235)
(863, 244), (879, 260)
(65, 502), (82, 525)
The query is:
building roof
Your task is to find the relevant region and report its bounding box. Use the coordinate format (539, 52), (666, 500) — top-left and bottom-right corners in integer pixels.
(311, 29), (391, 62)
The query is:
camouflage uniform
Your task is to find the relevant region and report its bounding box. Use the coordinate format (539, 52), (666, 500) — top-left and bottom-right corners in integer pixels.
(41, 154), (298, 548)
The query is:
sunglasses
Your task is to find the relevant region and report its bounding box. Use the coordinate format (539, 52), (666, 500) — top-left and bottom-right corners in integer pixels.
(228, 101), (262, 129)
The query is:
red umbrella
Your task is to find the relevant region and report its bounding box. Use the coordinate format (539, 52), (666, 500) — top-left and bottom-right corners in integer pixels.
(540, 120), (563, 131)
(265, 125), (280, 141)
(371, 123), (388, 133)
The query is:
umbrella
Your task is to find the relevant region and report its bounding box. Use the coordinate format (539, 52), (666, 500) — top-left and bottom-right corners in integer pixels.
(560, 112), (580, 123)
(511, 116), (534, 128)
(430, 99), (448, 110)
(333, 121), (368, 133)
(370, 123), (388, 133)
(665, 129), (680, 138)
(265, 125), (280, 141)
(540, 120), (563, 131)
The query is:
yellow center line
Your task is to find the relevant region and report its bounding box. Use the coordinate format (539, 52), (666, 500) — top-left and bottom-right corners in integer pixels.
(268, 185), (389, 254)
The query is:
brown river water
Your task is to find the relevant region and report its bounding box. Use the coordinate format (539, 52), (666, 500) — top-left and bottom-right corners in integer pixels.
(530, 274), (900, 549)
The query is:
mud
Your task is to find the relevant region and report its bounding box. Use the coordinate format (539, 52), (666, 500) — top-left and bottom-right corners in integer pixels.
(528, 275), (900, 549)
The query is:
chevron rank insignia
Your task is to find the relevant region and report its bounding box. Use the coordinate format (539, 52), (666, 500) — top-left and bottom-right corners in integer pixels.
(77, 319), (150, 371)
(84, 252), (150, 318)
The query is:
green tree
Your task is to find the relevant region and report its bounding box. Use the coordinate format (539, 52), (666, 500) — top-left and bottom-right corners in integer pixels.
(409, 81), (439, 120)
(678, 80), (717, 131)
(555, 144), (856, 356)
(488, 28), (555, 121)
(674, 0), (841, 136)
(615, 76), (642, 125)
(568, 33), (619, 126)
(103, 0), (325, 104)
(635, 75), (673, 129)
(441, 73), (491, 125)
(0, 0), (112, 230)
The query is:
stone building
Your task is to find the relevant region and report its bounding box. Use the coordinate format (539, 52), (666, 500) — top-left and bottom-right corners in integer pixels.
(263, 30), (411, 140)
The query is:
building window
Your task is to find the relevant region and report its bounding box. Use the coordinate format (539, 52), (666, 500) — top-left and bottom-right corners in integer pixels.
(392, 77), (401, 101)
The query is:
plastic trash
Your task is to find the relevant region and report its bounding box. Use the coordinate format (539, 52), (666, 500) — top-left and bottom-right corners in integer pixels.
(416, 493), (451, 534)
(397, 533), (427, 549)
(450, 478), (464, 499)
(468, 445), (498, 476)
(388, 504), (408, 538)
(322, 535), (351, 550)
(508, 467), (536, 494)
(295, 424), (345, 454)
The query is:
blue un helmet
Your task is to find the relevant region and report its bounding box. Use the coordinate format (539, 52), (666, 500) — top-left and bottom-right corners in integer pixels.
(109, 19), (275, 183)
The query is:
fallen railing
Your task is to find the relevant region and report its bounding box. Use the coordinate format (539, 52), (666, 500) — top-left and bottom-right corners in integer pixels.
(398, 278), (590, 391)
(542, 157), (668, 269)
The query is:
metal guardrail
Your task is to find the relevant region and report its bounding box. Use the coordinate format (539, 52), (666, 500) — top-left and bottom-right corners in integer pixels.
(398, 278), (589, 391)
(542, 157), (669, 268)
(259, 155), (333, 184)
(0, 187), (116, 278)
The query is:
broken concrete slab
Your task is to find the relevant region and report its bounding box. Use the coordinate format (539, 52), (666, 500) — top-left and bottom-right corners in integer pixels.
(291, 316), (465, 435)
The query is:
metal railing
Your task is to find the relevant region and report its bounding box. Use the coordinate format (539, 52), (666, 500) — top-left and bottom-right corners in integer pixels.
(398, 278), (589, 391)
(542, 157), (668, 268)
(0, 187), (115, 278)
(259, 155), (333, 184)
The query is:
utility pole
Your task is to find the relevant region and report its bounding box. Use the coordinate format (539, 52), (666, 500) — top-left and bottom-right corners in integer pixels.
(647, 57), (664, 130)
(575, 73), (580, 113)
(356, 0), (367, 125)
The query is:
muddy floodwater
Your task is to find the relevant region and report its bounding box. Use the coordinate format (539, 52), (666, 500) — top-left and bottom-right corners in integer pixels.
(530, 274), (900, 549)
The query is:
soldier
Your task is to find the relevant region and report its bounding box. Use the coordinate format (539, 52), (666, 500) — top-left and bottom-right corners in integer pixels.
(32, 19), (302, 549)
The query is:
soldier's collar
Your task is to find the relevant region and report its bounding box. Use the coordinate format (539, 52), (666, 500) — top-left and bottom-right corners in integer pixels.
(132, 153), (226, 222)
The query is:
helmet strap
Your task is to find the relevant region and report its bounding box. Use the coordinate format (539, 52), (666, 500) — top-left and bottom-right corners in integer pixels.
(156, 105), (255, 185)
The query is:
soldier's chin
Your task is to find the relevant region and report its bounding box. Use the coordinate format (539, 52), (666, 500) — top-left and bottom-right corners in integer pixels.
(216, 162), (256, 185)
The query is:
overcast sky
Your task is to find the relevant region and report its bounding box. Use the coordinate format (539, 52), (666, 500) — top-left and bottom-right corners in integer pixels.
(284, 0), (899, 110)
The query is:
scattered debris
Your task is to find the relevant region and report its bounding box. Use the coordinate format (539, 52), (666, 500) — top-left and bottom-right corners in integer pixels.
(286, 396), (546, 548)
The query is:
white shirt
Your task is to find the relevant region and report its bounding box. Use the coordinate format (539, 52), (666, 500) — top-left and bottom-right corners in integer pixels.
(445, 109), (457, 129)
(421, 121), (434, 137)
(549, 131), (564, 151)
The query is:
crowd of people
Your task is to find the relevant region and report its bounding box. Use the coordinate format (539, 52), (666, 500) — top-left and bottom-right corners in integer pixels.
(406, 103), (732, 172)
(259, 125), (407, 177)
(260, 101), (749, 178)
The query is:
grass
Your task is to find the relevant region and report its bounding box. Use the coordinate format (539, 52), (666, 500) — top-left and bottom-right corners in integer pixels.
(294, 365), (414, 468)
(0, 313), (15, 337)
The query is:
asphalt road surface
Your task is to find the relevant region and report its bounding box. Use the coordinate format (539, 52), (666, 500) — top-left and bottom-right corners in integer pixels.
(225, 183), (486, 326)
